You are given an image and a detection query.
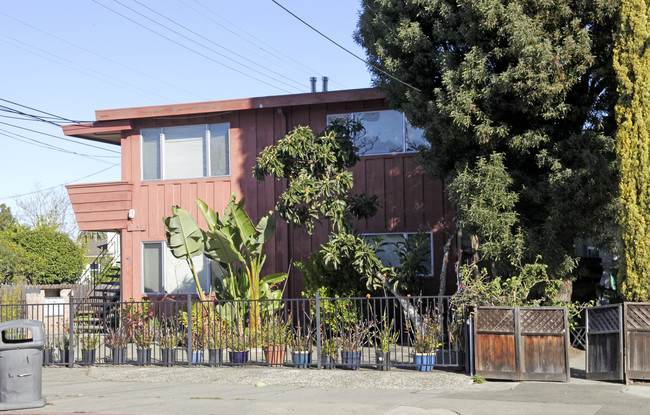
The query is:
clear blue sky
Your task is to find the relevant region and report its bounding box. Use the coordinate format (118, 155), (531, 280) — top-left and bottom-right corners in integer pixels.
(0, 0), (372, 217)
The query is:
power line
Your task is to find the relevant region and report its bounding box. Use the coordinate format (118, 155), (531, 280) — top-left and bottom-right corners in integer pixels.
(181, 0), (347, 89)
(0, 97), (88, 124)
(129, 0), (306, 91)
(0, 128), (120, 162)
(0, 163), (120, 201)
(0, 34), (181, 104)
(0, 120), (121, 154)
(0, 10), (210, 102)
(91, 0), (296, 94)
(270, 0), (421, 93)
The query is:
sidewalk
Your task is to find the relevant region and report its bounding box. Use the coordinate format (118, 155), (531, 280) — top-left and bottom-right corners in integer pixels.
(10, 349), (650, 415)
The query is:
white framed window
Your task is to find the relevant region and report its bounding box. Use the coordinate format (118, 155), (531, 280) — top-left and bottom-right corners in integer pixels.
(141, 123), (230, 181)
(141, 241), (213, 294)
(364, 232), (434, 276)
(327, 110), (428, 156)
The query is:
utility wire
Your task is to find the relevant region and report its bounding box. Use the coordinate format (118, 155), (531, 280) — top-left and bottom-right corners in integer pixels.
(0, 35), (178, 104)
(0, 163), (120, 201)
(0, 120), (121, 154)
(183, 0), (346, 89)
(271, 0), (421, 93)
(0, 97), (88, 124)
(91, 0), (295, 94)
(130, 0), (306, 91)
(0, 128), (119, 161)
(0, 10), (210, 102)
(4, 35), (177, 102)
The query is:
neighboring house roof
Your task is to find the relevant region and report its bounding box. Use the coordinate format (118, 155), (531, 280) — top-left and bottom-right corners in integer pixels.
(63, 88), (384, 145)
(85, 240), (107, 258)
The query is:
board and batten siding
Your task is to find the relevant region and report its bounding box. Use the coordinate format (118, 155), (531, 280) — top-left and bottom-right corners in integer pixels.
(68, 96), (449, 300)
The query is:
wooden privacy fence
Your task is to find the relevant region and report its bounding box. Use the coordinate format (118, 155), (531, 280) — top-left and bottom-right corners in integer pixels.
(586, 303), (650, 383)
(474, 306), (570, 382)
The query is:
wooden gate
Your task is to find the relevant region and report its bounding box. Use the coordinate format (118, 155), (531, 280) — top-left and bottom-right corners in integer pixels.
(474, 306), (569, 382)
(624, 303), (650, 382)
(585, 304), (623, 381)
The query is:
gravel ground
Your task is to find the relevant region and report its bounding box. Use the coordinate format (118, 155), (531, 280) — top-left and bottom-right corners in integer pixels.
(83, 365), (473, 392)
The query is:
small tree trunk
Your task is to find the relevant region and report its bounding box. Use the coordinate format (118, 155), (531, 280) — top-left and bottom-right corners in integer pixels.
(438, 231), (456, 297)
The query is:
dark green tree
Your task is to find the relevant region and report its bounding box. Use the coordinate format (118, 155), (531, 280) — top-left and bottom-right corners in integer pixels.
(255, 120), (386, 296)
(356, 0), (619, 282)
(0, 204), (16, 231)
(9, 225), (85, 285)
(614, 0), (650, 300)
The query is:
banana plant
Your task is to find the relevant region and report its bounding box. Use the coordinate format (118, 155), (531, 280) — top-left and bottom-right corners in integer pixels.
(163, 206), (207, 302)
(197, 194), (288, 329)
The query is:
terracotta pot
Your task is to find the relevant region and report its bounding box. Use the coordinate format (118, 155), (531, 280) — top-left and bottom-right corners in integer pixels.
(263, 346), (286, 367)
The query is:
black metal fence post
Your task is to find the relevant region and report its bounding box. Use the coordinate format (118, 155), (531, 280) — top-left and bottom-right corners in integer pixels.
(315, 292), (321, 369)
(187, 295), (192, 368)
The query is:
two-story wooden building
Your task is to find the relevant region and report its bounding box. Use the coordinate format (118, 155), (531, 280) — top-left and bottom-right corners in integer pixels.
(63, 88), (452, 300)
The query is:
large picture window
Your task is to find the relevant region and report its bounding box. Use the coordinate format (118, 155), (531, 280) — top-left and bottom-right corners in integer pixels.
(142, 241), (213, 294)
(141, 123), (230, 181)
(365, 232), (434, 276)
(327, 110), (428, 156)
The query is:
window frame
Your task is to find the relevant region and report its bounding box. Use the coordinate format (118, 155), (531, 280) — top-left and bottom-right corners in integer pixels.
(364, 231), (434, 277)
(140, 123), (230, 181)
(141, 241), (213, 295)
(326, 110), (426, 156)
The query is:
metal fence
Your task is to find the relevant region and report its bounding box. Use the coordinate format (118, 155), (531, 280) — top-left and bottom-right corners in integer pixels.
(0, 295), (468, 371)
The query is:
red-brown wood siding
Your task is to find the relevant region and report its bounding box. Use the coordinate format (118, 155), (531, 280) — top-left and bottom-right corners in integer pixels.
(67, 95), (450, 300)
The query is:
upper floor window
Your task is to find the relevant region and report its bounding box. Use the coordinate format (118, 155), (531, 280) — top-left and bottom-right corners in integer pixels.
(327, 110), (428, 156)
(141, 123), (230, 181)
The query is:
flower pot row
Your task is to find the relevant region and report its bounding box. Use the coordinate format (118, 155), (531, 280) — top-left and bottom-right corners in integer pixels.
(45, 347), (437, 370)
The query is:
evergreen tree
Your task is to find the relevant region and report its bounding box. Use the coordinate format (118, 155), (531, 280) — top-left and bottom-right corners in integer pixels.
(356, 0), (619, 281)
(614, 0), (650, 300)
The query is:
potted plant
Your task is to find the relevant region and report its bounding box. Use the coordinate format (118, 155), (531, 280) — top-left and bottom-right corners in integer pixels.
(260, 316), (290, 367)
(55, 329), (74, 364)
(410, 313), (441, 372)
(228, 325), (250, 366)
(207, 321), (225, 366)
(134, 323), (155, 366)
(320, 338), (337, 369)
(42, 341), (53, 366)
(105, 328), (128, 364)
(159, 331), (179, 367)
(188, 325), (207, 365)
(78, 333), (99, 365)
(370, 315), (398, 371)
(291, 325), (314, 368)
(337, 321), (370, 370)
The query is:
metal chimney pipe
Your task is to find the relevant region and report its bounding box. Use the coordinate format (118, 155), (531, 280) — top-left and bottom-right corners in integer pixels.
(322, 76), (329, 92)
(310, 77), (317, 93)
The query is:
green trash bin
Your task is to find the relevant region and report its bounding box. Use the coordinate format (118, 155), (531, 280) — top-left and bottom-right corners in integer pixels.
(0, 319), (46, 410)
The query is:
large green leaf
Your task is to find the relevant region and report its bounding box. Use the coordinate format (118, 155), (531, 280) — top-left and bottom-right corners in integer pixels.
(196, 198), (221, 232)
(260, 272), (288, 285)
(255, 212), (275, 246)
(227, 195), (256, 251)
(204, 230), (244, 264)
(163, 206), (204, 259)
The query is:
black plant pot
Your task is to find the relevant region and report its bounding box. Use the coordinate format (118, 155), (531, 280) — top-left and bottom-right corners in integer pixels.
(209, 349), (223, 366)
(340, 350), (362, 370)
(43, 349), (53, 366)
(137, 348), (151, 366)
(320, 355), (336, 369)
(161, 348), (175, 367)
(375, 351), (391, 371)
(112, 348), (126, 365)
(81, 349), (96, 366)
